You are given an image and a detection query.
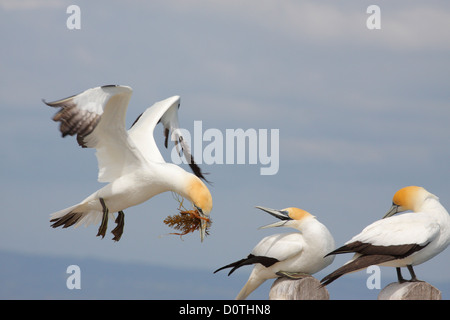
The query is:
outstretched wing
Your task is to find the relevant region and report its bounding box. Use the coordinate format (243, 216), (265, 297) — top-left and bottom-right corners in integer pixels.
(128, 95), (208, 182)
(44, 85), (145, 183)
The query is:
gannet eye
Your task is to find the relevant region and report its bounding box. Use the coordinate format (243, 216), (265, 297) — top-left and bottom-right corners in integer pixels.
(194, 204), (203, 214)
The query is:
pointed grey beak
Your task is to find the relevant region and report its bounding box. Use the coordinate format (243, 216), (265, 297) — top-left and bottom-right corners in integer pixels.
(383, 204), (399, 219)
(255, 206), (291, 229)
(200, 219), (206, 242)
(196, 207), (209, 242)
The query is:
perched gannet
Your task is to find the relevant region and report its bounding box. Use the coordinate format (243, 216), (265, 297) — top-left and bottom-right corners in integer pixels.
(214, 206), (335, 300)
(321, 186), (450, 286)
(44, 85), (212, 241)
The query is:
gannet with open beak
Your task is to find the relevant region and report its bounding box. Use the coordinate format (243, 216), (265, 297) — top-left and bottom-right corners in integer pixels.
(214, 206), (335, 300)
(321, 186), (450, 286)
(44, 85), (212, 242)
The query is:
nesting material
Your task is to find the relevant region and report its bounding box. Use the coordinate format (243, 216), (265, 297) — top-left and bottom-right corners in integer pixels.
(163, 196), (211, 239)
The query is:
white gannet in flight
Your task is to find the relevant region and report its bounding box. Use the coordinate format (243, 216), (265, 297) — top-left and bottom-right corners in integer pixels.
(321, 186), (450, 286)
(44, 85), (212, 242)
(214, 206), (335, 300)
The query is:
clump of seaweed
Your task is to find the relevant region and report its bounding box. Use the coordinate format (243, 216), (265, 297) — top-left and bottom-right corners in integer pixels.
(163, 194), (211, 239)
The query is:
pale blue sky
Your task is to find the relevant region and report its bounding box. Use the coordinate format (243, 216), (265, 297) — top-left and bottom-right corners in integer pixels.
(1, 0), (449, 299)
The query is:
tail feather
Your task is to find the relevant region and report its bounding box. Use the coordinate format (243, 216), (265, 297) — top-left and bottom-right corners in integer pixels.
(214, 254), (279, 276)
(214, 257), (250, 276)
(50, 204), (110, 229)
(320, 254), (395, 286)
(50, 204), (80, 225)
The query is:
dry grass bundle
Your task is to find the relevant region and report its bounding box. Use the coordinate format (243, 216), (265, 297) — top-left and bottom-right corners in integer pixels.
(163, 194), (211, 239)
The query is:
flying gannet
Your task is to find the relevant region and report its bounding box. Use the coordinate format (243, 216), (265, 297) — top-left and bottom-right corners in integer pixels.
(44, 85), (212, 242)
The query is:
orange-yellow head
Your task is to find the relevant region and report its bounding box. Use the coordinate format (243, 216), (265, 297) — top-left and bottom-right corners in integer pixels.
(383, 186), (436, 218)
(186, 176), (213, 241)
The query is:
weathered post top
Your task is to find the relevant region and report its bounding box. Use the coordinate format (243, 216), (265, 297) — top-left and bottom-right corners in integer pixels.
(378, 282), (442, 300)
(269, 276), (329, 300)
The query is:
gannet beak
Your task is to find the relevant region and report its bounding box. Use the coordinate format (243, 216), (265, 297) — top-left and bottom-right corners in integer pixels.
(255, 206), (292, 229)
(383, 204), (400, 219)
(200, 219), (206, 242)
(196, 207), (208, 242)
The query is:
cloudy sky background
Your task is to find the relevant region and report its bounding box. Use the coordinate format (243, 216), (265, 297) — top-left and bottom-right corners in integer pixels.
(1, 0), (450, 299)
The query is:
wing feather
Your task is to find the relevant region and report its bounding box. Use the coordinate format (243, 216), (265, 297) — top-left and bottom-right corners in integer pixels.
(214, 233), (303, 276)
(348, 213), (440, 247)
(251, 233), (304, 262)
(128, 95), (208, 181)
(46, 87), (208, 183)
(45, 85), (144, 182)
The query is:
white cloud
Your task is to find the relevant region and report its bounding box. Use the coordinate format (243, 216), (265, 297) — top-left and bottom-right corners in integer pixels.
(383, 5), (450, 50)
(0, 0), (65, 10)
(165, 1), (450, 50)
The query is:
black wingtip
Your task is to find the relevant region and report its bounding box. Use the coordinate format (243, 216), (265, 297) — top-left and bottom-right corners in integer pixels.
(42, 98), (56, 107)
(319, 272), (343, 287)
(164, 128), (170, 148)
(189, 162), (212, 185)
(213, 265), (229, 274)
(188, 154), (212, 184)
(320, 254), (397, 287)
(213, 264), (235, 275)
(130, 112), (143, 129)
(213, 258), (248, 276)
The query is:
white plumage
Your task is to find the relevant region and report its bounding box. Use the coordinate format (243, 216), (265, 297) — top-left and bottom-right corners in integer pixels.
(214, 206), (335, 300)
(321, 186), (450, 286)
(350, 214), (439, 248)
(251, 233), (304, 263)
(44, 85), (212, 241)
